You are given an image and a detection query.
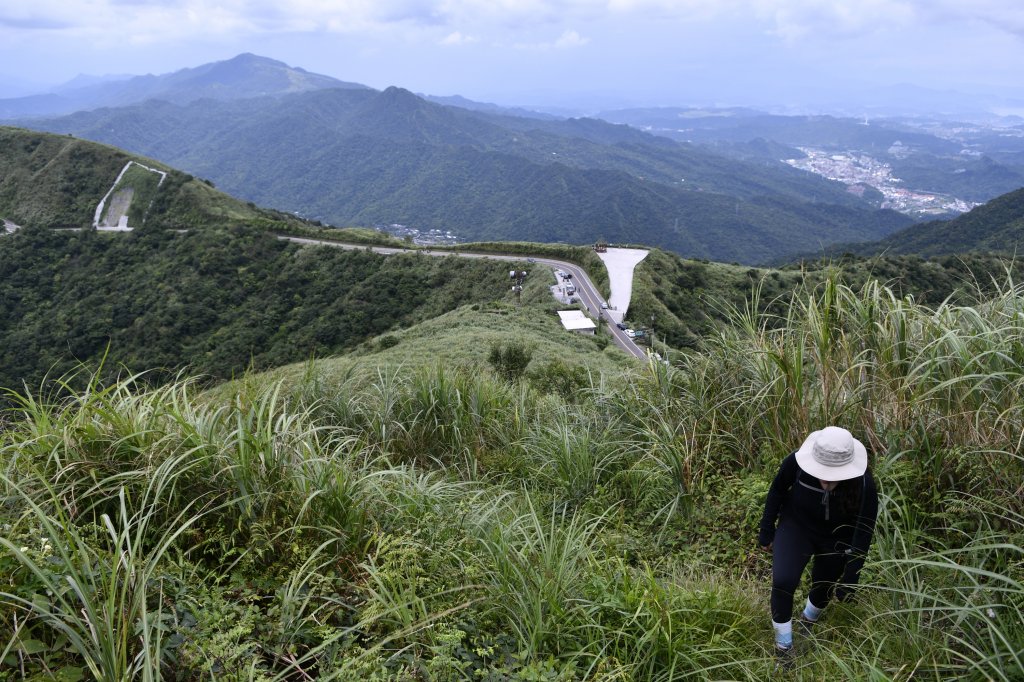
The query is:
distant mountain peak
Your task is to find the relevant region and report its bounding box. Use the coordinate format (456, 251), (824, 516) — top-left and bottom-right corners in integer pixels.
(371, 86), (432, 114)
(0, 53), (370, 120)
(228, 52), (270, 62)
(167, 53), (360, 94)
(380, 86), (419, 100)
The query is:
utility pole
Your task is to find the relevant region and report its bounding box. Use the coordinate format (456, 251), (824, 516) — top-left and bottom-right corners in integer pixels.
(509, 269), (527, 306)
(650, 315), (655, 357)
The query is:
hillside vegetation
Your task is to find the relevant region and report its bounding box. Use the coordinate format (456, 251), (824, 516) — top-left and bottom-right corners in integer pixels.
(7, 213), (1012, 400)
(625, 247), (1022, 349)
(1, 123), (1023, 680)
(847, 186), (1024, 257)
(2, 271), (1021, 679)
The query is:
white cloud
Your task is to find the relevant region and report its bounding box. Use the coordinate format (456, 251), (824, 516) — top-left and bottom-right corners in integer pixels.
(748, 0), (915, 41)
(440, 30), (477, 45)
(513, 28), (590, 50)
(747, 0), (1024, 42)
(918, 0), (1024, 36)
(0, 0), (1021, 103)
(4, 0), (1024, 55)
(554, 29), (588, 48)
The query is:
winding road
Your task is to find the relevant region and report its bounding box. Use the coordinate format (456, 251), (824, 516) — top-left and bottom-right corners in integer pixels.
(279, 235), (649, 359)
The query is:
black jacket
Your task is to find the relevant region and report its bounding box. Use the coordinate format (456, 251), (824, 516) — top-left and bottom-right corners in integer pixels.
(758, 452), (878, 557)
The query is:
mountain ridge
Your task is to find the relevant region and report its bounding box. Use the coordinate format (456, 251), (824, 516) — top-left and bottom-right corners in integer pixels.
(22, 81), (912, 264)
(833, 186), (1024, 258)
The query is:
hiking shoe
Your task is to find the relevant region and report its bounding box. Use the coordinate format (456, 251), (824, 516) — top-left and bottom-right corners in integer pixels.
(774, 643), (796, 671)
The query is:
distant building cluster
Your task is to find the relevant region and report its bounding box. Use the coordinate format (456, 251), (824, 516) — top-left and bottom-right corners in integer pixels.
(377, 223), (461, 246)
(785, 147), (978, 218)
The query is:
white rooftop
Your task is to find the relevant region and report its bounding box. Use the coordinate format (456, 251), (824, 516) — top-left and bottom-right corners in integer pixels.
(557, 310), (597, 331)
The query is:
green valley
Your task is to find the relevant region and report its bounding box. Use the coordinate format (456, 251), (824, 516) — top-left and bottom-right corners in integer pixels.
(21, 85), (912, 264)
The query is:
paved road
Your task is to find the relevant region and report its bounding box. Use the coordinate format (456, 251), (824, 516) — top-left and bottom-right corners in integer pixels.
(278, 235), (649, 359)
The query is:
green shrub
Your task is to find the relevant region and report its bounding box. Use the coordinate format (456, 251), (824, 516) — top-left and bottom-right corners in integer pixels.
(488, 339), (534, 383)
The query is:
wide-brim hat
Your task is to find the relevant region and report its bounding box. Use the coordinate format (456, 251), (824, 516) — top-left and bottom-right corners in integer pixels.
(795, 426), (867, 481)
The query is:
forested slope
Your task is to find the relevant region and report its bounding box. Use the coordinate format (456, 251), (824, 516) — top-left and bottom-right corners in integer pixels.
(0, 225), (537, 392)
(849, 186), (1024, 257)
(0, 126), (296, 229)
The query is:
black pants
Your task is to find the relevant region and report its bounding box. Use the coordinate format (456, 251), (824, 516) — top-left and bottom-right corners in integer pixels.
(770, 518), (849, 623)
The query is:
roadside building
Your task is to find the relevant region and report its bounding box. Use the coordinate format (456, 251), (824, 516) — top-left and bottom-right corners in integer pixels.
(557, 310), (596, 335)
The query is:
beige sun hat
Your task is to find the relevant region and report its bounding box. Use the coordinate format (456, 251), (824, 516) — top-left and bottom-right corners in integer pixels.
(795, 426), (867, 481)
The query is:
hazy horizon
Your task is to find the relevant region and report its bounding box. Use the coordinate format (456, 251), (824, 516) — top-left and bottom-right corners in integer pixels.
(3, 1), (1024, 116)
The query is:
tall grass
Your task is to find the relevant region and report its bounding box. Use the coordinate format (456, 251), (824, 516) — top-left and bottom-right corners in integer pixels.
(475, 496), (602, 657)
(2, 268), (1023, 679)
(0, 455), (208, 680)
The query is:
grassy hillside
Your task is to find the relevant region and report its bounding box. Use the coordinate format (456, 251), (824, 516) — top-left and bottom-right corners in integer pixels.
(245, 302), (630, 402)
(5, 208), (1013, 397)
(2, 271), (1020, 679)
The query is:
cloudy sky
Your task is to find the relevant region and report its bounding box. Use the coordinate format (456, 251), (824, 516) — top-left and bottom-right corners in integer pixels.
(2, 0), (1024, 111)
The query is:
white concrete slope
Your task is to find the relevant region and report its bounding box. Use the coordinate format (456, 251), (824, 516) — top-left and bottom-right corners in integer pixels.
(596, 248), (648, 325)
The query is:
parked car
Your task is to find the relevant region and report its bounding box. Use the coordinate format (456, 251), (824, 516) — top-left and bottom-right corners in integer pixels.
(625, 329), (636, 338)
(600, 301), (609, 309)
(616, 322), (628, 330)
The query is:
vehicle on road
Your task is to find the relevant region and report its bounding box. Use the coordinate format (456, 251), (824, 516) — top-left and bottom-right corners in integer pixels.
(600, 301), (609, 309)
(527, 257), (536, 263)
(625, 329), (636, 338)
(616, 322), (628, 330)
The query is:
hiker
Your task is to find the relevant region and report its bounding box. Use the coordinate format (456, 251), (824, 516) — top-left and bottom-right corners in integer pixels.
(758, 426), (879, 658)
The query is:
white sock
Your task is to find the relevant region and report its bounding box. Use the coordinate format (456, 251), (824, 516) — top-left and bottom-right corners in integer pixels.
(773, 619), (793, 648)
(802, 597), (823, 622)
